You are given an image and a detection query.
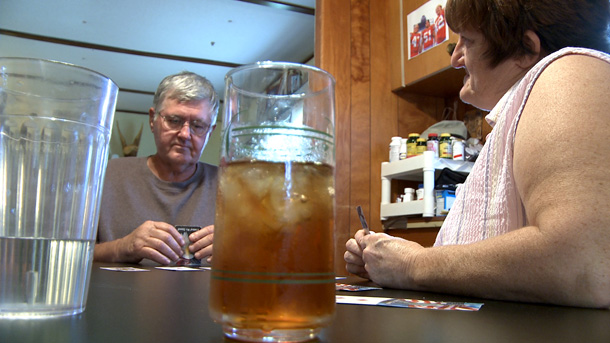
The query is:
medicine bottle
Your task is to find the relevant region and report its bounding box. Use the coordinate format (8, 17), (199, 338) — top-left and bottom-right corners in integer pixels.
(452, 139), (465, 161)
(439, 133), (453, 159)
(427, 133), (439, 157)
(403, 188), (415, 202)
(406, 133), (419, 158)
(399, 138), (407, 160)
(416, 183), (424, 200)
(389, 136), (401, 162)
(416, 138), (427, 155)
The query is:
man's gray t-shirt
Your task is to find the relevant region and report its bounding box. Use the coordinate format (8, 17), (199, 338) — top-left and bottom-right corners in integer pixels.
(97, 156), (217, 242)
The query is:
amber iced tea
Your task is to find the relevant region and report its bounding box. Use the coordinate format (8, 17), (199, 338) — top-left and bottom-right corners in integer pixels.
(210, 161), (335, 334)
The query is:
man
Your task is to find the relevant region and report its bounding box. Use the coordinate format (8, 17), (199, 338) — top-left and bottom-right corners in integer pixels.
(410, 24), (422, 59)
(434, 4), (446, 45)
(95, 71), (219, 265)
(421, 20), (434, 52)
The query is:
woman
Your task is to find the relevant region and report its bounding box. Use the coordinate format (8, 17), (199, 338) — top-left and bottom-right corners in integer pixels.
(345, 0), (610, 308)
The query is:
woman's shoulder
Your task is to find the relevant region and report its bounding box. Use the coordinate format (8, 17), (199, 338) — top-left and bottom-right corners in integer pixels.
(523, 48), (610, 103)
(539, 48), (610, 81)
(520, 48), (610, 137)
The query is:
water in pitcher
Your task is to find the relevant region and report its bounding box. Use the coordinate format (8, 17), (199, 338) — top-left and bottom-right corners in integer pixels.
(0, 237), (94, 317)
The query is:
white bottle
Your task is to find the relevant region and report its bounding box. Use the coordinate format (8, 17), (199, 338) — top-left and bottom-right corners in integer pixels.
(389, 136), (402, 162)
(416, 187), (424, 200)
(403, 188), (415, 202)
(452, 139), (465, 161)
(399, 138), (407, 160)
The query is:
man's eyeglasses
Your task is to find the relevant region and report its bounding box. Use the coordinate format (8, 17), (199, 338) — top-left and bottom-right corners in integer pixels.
(158, 114), (211, 137)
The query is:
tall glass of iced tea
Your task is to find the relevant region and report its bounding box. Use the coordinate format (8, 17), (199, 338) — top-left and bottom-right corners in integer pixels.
(209, 62), (336, 342)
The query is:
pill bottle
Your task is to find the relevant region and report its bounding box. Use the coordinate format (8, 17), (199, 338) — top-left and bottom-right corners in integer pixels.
(416, 138), (427, 155)
(406, 133), (419, 158)
(399, 138), (407, 160)
(439, 133), (453, 159)
(389, 136), (401, 162)
(427, 133), (439, 157)
(416, 183), (424, 200)
(403, 188), (415, 202)
(452, 139), (465, 161)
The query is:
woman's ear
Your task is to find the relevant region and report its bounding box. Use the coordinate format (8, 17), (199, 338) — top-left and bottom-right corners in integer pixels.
(519, 30), (542, 69)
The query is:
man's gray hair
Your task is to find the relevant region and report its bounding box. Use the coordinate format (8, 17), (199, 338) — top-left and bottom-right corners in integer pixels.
(152, 71), (220, 123)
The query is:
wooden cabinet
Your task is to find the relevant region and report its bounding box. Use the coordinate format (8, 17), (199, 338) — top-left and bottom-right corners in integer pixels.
(389, 0), (465, 97)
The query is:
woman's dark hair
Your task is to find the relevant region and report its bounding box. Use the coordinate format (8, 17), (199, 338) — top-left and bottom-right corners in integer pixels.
(446, 0), (610, 67)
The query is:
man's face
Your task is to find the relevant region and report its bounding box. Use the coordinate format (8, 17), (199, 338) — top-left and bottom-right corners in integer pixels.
(149, 98), (214, 169)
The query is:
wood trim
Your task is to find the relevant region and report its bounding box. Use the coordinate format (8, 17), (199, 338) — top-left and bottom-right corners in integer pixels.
(317, 0), (404, 274)
(316, 0), (352, 274)
(370, 0), (399, 229)
(116, 109), (148, 115)
(0, 29), (241, 68)
(349, 0), (372, 237)
(120, 88), (155, 96)
(389, 0), (405, 89)
(235, 0), (315, 15)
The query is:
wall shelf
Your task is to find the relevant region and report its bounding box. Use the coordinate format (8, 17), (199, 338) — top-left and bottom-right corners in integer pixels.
(381, 151), (473, 219)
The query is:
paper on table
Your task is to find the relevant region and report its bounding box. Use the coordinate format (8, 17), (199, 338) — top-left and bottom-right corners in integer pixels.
(336, 283), (382, 292)
(337, 295), (393, 305)
(155, 266), (208, 271)
(100, 267), (149, 272)
(336, 295), (483, 311)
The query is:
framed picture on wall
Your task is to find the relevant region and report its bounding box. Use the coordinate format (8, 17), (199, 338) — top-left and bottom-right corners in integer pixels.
(407, 0), (448, 60)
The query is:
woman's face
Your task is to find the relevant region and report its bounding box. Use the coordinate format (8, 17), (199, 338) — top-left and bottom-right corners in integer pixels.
(450, 29), (529, 111)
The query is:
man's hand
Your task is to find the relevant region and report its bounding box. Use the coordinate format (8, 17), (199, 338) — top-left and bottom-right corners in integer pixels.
(115, 220), (185, 264)
(187, 225), (214, 263)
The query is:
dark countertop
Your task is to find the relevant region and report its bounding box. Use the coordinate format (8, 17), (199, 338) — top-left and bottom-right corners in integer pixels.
(1, 262), (609, 343)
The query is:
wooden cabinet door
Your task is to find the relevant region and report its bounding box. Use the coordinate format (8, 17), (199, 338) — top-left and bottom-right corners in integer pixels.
(390, 0), (462, 96)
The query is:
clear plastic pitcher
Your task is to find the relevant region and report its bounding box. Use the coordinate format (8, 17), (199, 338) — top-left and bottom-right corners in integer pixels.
(0, 58), (118, 318)
(209, 62), (336, 342)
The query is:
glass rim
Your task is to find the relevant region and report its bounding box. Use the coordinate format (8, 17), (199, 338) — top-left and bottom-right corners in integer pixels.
(224, 61), (336, 99)
(0, 57), (118, 89)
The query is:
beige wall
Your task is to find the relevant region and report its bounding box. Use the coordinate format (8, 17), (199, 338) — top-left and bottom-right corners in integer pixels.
(108, 110), (222, 166)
